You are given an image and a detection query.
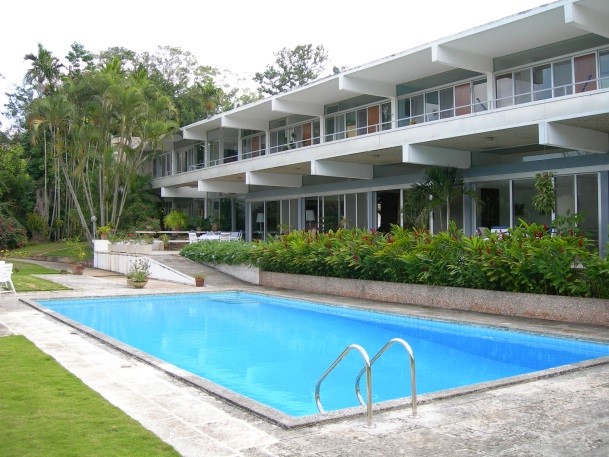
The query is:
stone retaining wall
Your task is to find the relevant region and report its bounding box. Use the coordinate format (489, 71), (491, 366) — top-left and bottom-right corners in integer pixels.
(258, 271), (609, 327)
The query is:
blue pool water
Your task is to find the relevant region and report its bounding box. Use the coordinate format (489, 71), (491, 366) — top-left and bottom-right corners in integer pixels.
(38, 292), (609, 417)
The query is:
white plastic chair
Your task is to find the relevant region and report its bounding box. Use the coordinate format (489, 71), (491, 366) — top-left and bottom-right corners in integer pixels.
(188, 232), (198, 244)
(0, 262), (16, 294)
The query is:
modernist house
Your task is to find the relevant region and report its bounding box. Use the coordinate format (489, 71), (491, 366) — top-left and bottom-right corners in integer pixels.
(149, 0), (609, 255)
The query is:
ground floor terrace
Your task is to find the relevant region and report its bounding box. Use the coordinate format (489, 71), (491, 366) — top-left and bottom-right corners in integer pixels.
(1, 260), (608, 456)
(165, 152), (609, 256)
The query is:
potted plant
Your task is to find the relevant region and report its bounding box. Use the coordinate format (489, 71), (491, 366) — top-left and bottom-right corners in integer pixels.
(126, 258), (150, 288)
(210, 215), (222, 232)
(97, 225), (113, 240)
(159, 234), (170, 250)
(164, 210), (188, 231)
(194, 273), (205, 287)
(67, 238), (87, 275)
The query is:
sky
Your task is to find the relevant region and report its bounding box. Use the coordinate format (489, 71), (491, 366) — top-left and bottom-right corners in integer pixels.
(1, 0), (552, 129)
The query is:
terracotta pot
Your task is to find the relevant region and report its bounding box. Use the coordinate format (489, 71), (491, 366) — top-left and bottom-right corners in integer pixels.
(72, 264), (85, 275)
(195, 277), (205, 287)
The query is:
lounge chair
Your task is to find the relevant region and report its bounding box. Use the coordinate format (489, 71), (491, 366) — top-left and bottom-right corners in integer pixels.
(229, 231), (243, 241)
(0, 262), (16, 294)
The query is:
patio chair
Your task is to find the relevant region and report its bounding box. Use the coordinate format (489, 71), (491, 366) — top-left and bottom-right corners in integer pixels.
(188, 232), (199, 244)
(0, 262), (16, 294)
(219, 232), (231, 241)
(229, 231), (242, 241)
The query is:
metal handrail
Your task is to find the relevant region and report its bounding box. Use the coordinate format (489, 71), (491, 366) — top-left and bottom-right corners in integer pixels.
(315, 344), (374, 427)
(355, 338), (419, 418)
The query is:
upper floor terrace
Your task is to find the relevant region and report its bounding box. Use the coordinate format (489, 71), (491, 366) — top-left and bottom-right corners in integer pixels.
(152, 0), (609, 192)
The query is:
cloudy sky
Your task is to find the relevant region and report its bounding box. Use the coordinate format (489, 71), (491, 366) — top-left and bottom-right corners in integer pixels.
(1, 0), (551, 128)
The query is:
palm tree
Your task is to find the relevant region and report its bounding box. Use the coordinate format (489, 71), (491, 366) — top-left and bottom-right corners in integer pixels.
(24, 44), (64, 96)
(402, 167), (481, 232)
(24, 44), (65, 229)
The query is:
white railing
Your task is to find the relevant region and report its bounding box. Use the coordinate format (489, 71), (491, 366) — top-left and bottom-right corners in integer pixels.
(161, 76), (608, 174)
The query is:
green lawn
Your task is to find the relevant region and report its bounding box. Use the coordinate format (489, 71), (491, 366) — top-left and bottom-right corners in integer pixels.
(5, 241), (92, 260)
(0, 335), (180, 457)
(6, 261), (70, 292)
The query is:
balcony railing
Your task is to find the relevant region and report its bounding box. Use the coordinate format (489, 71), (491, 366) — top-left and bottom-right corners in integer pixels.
(156, 76), (608, 177)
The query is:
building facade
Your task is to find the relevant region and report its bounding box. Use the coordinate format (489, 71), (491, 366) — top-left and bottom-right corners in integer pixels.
(150, 0), (609, 255)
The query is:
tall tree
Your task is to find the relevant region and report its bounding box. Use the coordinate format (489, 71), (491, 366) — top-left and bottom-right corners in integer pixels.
(66, 42), (94, 78)
(254, 44), (328, 95)
(23, 43), (64, 96)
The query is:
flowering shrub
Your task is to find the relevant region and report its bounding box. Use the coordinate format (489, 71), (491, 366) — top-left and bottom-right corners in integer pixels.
(181, 222), (609, 298)
(0, 213), (28, 250)
(126, 258), (150, 282)
(256, 223), (609, 298)
(107, 232), (154, 244)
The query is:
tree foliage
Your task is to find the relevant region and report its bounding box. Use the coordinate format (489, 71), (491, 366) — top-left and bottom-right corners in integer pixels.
(2, 42), (246, 244)
(532, 171), (556, 216)
(253, 44), (329, 95)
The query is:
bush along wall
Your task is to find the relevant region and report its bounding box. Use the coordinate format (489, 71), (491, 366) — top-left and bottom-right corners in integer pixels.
(180, 222), (609, 299)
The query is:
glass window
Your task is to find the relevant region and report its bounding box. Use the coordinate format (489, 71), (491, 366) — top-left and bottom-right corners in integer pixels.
(367, 105), (379, 133)
(312, 121), (320, 145)
(440, 87), (454, 119)
(514, 69), (531, 104)
(381, 102), (392, 130)
(304, 197), (319, 230)
(357, 108), (367, 135)
(574, 53), (597, 92)
(301, 122), (312, 147)
(356, 192), (368, 230)
(346, 112), (357, 137)
(476, 181), (511, 230)
(496, 73), (513, 108)
(454, 83), (471, 116)
(345, 193), (357, 228)
(325, 117), (335, 142)
(251, 202), (265, 240)
(289, 199), (298, 231)
(397, 98), (410, 127)
(513, 178), (551, 226)
(553, 59), (573, 97)
(269, 131), (279, 154)
(410, 94), (424, 124)
(208, 139), (219, 165)
(472, 79), (488, 112)
(577, 174), (598, 248)
(555, 176), (575, 217)
(425, 91), (439, 121)
(266, 201), (279, 237)
(336, 114), (346, 140)
(323, 195), (340, 232)
(599, 50), (609, 89)
(532, 64), (552, 101)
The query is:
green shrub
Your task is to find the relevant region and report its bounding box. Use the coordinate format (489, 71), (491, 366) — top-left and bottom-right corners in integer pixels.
(0, 212), (28, 250)
(180, 240), (257, 265)
(181, 223), (609, 299)
(163, 210), (188, 231)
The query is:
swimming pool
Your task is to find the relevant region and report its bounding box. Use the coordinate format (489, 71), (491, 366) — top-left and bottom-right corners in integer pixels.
(36, 292), (609, 419)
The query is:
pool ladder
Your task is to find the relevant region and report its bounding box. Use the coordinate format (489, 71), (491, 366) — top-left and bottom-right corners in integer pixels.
(315, 338), (418, 427)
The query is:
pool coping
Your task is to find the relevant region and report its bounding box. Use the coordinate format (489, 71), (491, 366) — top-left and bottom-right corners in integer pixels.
(20, 291), (609, 429)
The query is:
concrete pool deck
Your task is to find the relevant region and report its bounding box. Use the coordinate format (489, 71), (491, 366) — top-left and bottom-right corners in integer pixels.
(1, 260), (608, 456)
